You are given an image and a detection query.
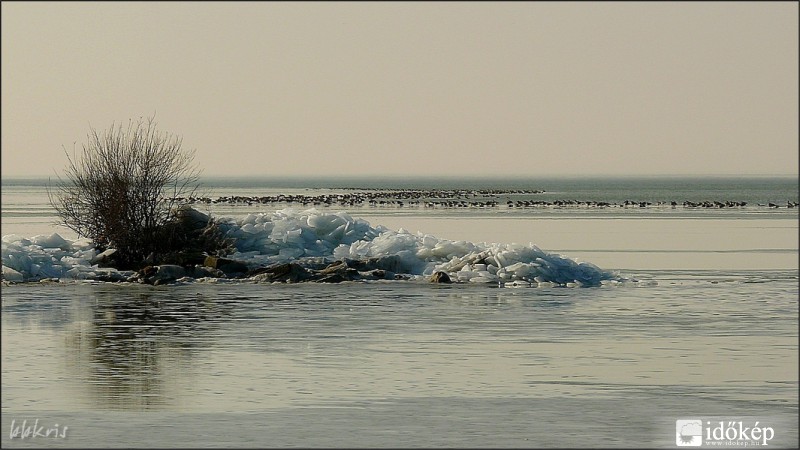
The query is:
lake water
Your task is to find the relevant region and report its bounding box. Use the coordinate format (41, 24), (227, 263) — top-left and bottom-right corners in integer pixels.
(1, 176), (798, 448)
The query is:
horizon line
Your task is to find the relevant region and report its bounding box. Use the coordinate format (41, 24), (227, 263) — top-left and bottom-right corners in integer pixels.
(2, 173), (798, 181)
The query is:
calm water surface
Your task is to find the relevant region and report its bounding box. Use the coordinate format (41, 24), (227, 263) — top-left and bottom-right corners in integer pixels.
(2, 274), (798, 448)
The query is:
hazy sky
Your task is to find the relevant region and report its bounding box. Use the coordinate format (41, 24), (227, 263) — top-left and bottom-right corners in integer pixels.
(2, 2), (798, 178)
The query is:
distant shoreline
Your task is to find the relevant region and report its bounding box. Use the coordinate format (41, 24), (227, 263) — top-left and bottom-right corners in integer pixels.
(2, 173), (798, 186)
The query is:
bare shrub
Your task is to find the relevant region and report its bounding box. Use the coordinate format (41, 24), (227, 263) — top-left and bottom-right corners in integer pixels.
(48, 117), (228, 268)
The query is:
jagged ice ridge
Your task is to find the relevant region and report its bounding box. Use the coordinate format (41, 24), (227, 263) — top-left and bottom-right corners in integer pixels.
(2, 208), (619, 286)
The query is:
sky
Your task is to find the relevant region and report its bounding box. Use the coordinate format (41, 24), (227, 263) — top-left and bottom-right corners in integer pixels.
(2, 1), (798, 178)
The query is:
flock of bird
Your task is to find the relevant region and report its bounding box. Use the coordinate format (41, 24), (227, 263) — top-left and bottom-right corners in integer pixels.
(172, 189), (798, 210)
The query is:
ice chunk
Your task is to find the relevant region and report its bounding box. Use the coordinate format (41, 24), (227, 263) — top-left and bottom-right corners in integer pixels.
(2, 265), (24, 282)
(91, 248), (117, 265)
(32, 233), (72, 251)
(279, 248), (303, 259)
(240, 223), (257, 234)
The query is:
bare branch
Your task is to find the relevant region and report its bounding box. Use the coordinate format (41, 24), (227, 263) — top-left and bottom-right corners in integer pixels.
(47, 116), (213, 268)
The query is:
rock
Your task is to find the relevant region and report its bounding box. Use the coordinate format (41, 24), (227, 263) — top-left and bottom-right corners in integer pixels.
(155, 264), (186, 281)
(91, 271), (130, 283)
(247, 263), (313, 283)
(203, 255), (220, 268)
(341, 255), (408, 273)
(319, 260), (348, 275)
(366, 255), (406, 273)
(139, 265), (158, 278)
(146, 250), (204, 267)
(175, 206), (211, 230)
(204, 256), (249, 276)
(189, 265), (225, 279)
(341, 258), (367, 270)
(138, 264), (186, 285)
(359, 269), (391, 280)
(218, 258), (247, 273)
(169, 250), (207, 266)
(430, 271), (452, 283)
(316, 273), (347, 283)
(317, 260), (361, 280)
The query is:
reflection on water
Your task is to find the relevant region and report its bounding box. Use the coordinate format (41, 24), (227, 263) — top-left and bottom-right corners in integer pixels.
(62, 287), (231, 410)
(1, 275), (797, 447)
